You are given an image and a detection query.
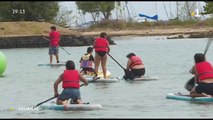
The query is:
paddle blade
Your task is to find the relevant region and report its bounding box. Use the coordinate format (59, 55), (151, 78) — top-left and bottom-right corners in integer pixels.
(123, 69), (135, 80)
(184, 77), (195, 91)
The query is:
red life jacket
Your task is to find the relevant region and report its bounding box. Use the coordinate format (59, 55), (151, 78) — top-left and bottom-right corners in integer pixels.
(49, 31), (60, 47)
(94, 38), (109, 52)
(62, 70), (80, 88)
(80, 54), (93, 68)
(195, 61), (213, 81)
(130, 56), (143, 68)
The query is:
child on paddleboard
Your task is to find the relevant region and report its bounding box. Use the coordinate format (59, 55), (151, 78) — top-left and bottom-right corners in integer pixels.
(54, 60), (88, 108)
(79, 47), (98, 78)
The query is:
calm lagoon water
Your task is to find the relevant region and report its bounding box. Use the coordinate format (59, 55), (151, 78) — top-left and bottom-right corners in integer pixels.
(1, 36), (213, 118)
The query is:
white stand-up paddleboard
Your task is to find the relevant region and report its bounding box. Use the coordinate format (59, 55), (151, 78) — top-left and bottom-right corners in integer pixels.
(86, 77), (119, 83)
(38, 63), (65, 66)
(166, 93), (213, 102)
(123, 75), (159, 81)
(83, 69), (119, 83)
(40, 101), (103, 111)
(96, 69), (111, 78)
(83, 69), (111, 78)
(132, 75), (159, 81)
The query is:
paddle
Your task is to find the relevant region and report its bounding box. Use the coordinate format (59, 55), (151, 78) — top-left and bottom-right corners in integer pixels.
(42, 36), (71, 55)
(33, 96), (56, 109)
(184, 37), (213, 91)
(107, 52), (135, 80)
(33, 77), (100, 109)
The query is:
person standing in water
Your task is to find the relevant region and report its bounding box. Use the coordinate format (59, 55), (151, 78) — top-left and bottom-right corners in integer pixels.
(49, 26), (60, 64)
(54, 60), (88, 109)
(93, 32), (110, 79)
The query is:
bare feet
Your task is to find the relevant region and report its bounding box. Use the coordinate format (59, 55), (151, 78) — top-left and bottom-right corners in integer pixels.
(77, 99), (83, 104)
(63, 104), (68, 111)
(202, 92), (213, 97)
(62, 100), (68, 110)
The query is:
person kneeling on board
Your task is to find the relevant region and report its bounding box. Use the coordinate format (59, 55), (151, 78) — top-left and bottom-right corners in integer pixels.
(123, 53), (145, 80)
(190, 53), (213, 97)
(79, 47), (98, 77)
(54, 60), (88, 108)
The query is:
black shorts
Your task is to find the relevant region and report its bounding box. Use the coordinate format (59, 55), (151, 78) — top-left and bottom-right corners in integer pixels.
(131, 68), (145, 77)
(195, 82), (213, 95)
(96, 51), (106, 57)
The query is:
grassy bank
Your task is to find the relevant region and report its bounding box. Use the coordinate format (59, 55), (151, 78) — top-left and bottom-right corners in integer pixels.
(85, 18), (213, 31)
(0, 21), (79, 37)
(0, 18), (212, 37)
(77, 18), (212, 36)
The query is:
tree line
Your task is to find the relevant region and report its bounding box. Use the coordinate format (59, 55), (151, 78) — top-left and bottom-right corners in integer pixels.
(0, 1), (114, 22)
(0, 1), (212, 24)
(0, 2), (59, 22)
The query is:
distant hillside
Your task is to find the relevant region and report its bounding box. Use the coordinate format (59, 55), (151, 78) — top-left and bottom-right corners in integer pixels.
(0, 21), (79, 37)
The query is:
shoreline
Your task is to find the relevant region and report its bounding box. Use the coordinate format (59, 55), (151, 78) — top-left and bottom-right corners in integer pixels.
(79, 27), (213, 37)
(0, 21), (212, 39)
(0, 21), (212, 38)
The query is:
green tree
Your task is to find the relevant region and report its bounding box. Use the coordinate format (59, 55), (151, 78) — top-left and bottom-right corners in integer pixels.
(76, 1), (115, 20)
(54, 6), (73, 27)
(203, 1), (213, 15)
(76, 1), (99, 21)
(178, 1), (196, 21)
(0, 2), (13, 21)
(0, 2), (59, 22)
(97, 2), (115, 20)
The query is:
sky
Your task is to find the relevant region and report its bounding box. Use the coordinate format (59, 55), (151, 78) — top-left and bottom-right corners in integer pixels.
(59, 1), (207, 26)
